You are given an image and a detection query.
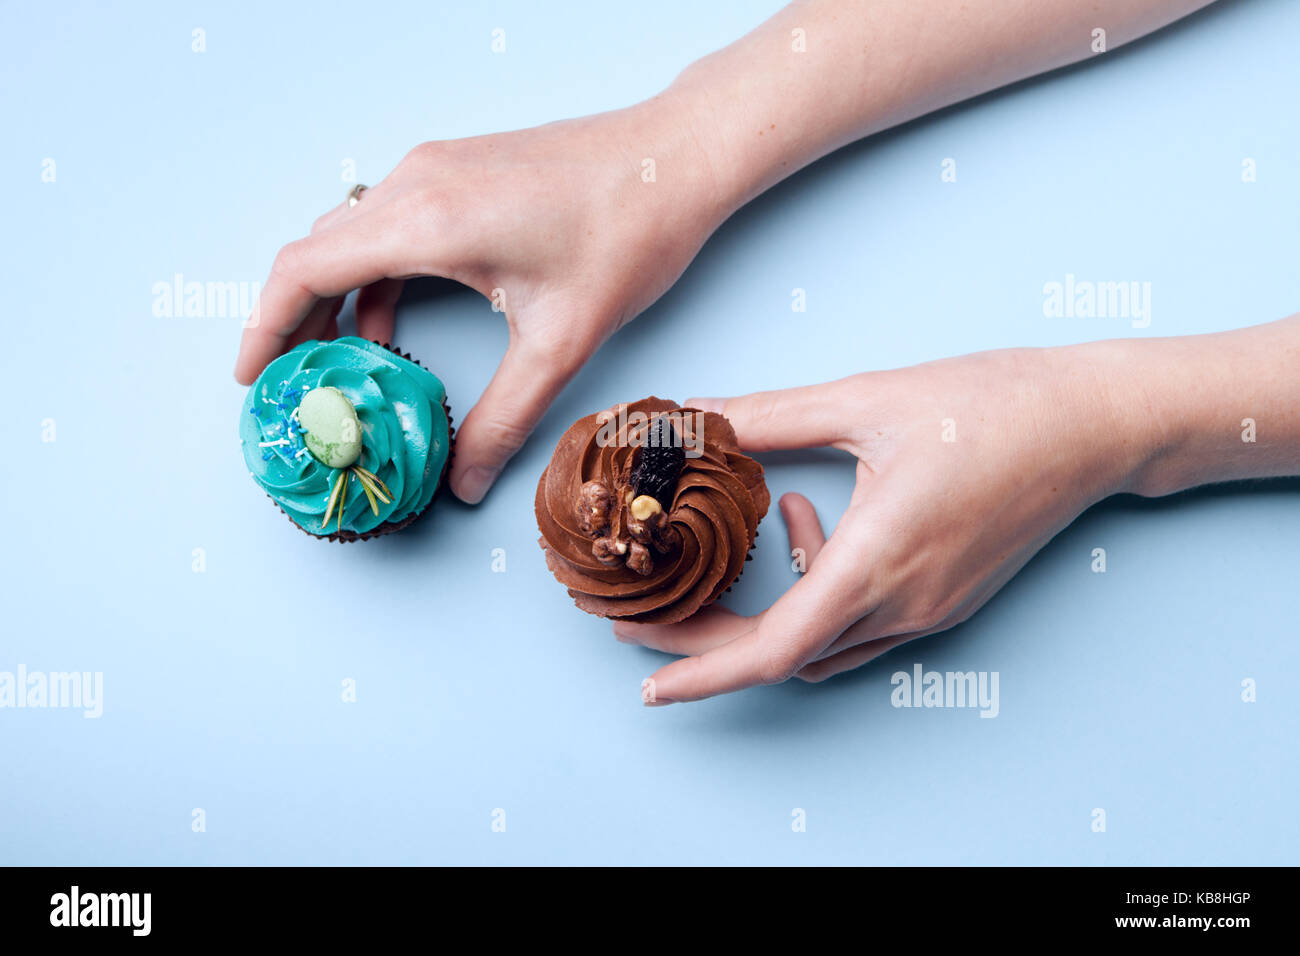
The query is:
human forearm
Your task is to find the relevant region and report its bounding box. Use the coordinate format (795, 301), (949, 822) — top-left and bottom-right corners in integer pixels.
(665, 0), (1217, 213)
(235, 0), (1229, 507)
(1091, 317), (1300, 498)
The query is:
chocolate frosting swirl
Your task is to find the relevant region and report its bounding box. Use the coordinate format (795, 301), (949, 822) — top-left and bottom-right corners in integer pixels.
(536, 397), (770, 624)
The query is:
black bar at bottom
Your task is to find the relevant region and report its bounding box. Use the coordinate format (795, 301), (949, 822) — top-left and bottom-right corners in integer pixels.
(0, 865), (1280, 941)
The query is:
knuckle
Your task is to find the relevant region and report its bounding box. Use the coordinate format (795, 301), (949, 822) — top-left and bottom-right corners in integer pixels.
(940, 599), (975, 629)
(854, 590), (883, 624)
(795, 662), (830, 684)
(402, 141), (441, 168)
(905, 598), (953, 634)
(521, 331), (593, 376)
(545, 338), (591, 375)
(757, 642), (804, 686)
(477, 415), (533, 457)
(738, 393), (782, 446)
(270, 241), (308, 282)
(917, 608), (946, 632)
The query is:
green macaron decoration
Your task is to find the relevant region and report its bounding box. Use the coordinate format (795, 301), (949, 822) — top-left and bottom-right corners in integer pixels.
(298, 386), (362, 468)
(296, 385), (394, 532)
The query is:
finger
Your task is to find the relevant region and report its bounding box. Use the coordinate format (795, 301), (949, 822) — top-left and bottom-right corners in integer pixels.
(355, 279), (405, 345)
(780, 492), (826, 570)
(235, 200), (424, 385)
(809, 613), (948, 663)
(613, 606), (754, 656)
(797, 632), (919, 683)
(285, 296), (342, 351)
(809, 537), (1029, 663)
(311, 200), (357, 236)
(450, 337), (584, 504)
(686, 380), (853, 452)
(310, 180), (396, 235)
(615, 493), (825, 656)
(643, 536), (869, 704)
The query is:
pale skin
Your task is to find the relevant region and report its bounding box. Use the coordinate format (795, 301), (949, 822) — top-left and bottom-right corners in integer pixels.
(230, 0), (1300, 700)
(627, 318), (1300, 701)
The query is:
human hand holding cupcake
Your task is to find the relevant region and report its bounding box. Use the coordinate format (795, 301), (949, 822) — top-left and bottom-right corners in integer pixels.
(616, 323), (1300, 703)
(222, 0), (1299, 704)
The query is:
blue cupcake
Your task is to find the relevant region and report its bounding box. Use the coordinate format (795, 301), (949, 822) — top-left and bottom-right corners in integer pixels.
(240, 338), (452, 541)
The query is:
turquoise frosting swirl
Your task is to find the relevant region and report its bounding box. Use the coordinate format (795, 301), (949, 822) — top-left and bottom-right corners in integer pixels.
(240, 337), (450, 536)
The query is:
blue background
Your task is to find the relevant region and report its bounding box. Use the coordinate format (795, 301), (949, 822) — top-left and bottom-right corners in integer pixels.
(2, 0), (1296, 865)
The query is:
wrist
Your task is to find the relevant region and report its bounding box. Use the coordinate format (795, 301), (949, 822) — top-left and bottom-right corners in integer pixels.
(657, 61), (750, 219)
(1054, 339), (1182, 499)
(657, 51), (820, 222)
(615, 86), (736, 240)
(1066, 319), (1300, 499)
(1018, 342), (1160, 506)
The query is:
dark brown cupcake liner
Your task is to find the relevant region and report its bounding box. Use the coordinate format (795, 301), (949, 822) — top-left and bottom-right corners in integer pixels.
(721, 528), (758, 595)
(271, 341), (455, 542)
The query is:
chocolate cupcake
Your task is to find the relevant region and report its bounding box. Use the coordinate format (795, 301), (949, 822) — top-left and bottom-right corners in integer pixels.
(536, 397), (769, 623)
(240, 337), (452, 541)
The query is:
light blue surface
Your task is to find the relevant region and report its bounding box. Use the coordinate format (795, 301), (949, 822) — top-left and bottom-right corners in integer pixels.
(2, 0), (1296, 865)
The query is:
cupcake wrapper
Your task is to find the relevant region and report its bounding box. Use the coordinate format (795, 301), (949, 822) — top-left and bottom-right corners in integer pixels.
(272, 341), (454, 542)
(721, 528), (758, 595)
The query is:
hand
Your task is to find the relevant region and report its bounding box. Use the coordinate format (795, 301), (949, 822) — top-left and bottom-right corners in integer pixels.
(234, 96), (724, 503)
(619, 344), (1155, 701)
(234, 0), (1214, 505)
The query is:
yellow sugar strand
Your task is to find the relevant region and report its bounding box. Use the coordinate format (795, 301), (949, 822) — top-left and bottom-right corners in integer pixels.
(354, 466), (392, 504)
(354, 465), (393, 501)
(353, 468), (380, 516)
(338, 471), (347, 532)
(321, 469), (347, 529)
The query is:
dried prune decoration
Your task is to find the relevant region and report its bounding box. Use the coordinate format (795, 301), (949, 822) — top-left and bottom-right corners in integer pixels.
(569, 412), (685, 577)
(629, 415), (686, 508)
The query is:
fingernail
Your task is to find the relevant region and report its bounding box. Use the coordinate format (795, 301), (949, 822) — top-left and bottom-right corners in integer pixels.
(685, 398), (724, 415)
(455, 465), (499, 504)
(641, 678), (674, 706)
(613, 622), (639, 644)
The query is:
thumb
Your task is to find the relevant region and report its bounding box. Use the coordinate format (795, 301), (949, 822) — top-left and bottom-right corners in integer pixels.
(644, 530), (869, 702)
(450, 338), (579, 504)
(686, 379), (852, 452)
